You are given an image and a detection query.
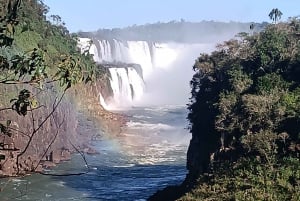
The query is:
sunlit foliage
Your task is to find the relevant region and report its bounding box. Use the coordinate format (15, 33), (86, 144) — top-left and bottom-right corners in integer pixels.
(184, 15), (300, 200)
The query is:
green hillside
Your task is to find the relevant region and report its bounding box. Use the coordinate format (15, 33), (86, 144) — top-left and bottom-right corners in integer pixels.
(181, 15), (300, 201)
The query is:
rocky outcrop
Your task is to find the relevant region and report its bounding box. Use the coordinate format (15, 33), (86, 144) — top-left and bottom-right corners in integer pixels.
(70, 78), (126, 136)
(0, 79), (124, 177)
(0, 86), (77, 176)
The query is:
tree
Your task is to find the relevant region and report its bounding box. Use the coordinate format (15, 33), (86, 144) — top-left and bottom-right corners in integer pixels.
(269, 8), (283, 24)
(184, 15), (300, 200)
(0, 0), (95, 175)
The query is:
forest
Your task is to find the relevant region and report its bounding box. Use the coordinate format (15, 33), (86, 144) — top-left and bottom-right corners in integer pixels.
(179, 12), (300, 201)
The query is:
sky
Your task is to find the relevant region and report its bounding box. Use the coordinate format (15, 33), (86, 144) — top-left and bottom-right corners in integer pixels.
(43, 0), (299, 33)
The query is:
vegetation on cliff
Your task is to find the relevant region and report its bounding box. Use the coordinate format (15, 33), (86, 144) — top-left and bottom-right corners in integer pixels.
(0, 0), (108, 176)
(183, 14), (300, 200)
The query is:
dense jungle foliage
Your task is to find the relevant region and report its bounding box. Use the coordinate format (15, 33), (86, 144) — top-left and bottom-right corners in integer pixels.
(183, 17), (300, 200)
(0, 0), (100, 154)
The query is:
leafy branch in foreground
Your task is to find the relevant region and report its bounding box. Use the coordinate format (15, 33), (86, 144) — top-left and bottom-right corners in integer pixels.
(0, 0), (96, 176)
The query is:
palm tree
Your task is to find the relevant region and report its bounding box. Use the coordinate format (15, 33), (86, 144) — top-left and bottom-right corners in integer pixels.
(269, 8), (283, 24)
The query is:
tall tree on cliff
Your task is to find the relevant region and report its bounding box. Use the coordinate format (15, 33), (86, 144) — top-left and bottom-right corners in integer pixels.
(269, 8), (283, 24)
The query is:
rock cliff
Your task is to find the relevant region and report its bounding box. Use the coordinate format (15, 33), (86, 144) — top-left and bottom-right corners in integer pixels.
(0, 78), (124, 177)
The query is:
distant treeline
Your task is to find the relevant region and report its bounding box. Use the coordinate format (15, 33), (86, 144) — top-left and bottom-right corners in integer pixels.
(78, 20), (267, 43)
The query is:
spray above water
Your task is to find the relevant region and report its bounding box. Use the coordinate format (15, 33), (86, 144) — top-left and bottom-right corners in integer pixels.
(79, 38), (215, 109)
(139, 43), (215, 106)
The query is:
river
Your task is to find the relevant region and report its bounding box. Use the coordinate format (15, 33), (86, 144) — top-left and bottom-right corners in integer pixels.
(0, 105), (190, 201)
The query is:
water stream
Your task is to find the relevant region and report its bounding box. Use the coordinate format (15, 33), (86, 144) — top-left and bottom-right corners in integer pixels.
(0, 105), (190, 201)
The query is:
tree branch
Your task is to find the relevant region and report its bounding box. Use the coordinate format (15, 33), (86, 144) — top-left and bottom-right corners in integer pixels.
(34, 114), (64, 171)
(16, 88), (67, 173)
(37, 140), (90, 177)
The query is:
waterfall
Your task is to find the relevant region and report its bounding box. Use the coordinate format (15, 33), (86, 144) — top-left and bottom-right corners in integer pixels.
(78, 38), (153, 109)
(99, 93), (109, 110)
(90, 44), (101, 63)
(78, 38), (215, 109)
(92, 39), (154, 79)
(97, 40), (113, 62)
(107, 67), (145, 109)
(127, 41), (153, 78)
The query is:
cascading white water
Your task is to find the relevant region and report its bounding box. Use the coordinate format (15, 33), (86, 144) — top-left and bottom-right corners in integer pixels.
(99, 93), (109, 110)
(93, 39), (154, 78)
(90, 44), (101, 63)
(127, 41), (153, 78)
(113, 39), (130, 62)
(127, 67), (144, 101)
(107, 67), (145, 109)
(97, 40), (113, 62)
(79, 38), (215, 109)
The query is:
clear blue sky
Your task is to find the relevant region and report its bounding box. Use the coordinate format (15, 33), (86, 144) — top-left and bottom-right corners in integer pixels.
(43, 0), (299, 33)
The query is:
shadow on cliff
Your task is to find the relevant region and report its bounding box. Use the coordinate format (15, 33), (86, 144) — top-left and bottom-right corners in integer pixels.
(148, 176), (197, 201)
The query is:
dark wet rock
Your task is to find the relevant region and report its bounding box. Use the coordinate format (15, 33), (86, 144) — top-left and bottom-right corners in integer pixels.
(84, 147), (99, 155)
(148, 184), (189, 201)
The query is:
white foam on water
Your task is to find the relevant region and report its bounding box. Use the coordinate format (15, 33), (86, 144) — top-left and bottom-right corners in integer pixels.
(112, 164), (135, 168)
(11, 178), (26, 183)
(52, 181), (66, 187)
(126, 121), (174, 130)
(132, 115), (152, 119)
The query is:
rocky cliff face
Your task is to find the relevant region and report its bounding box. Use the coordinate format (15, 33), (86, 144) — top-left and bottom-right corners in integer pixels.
(0, 78), (124, 177)
(0, 85), (80, 176)
(69, 78), (126, 136)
